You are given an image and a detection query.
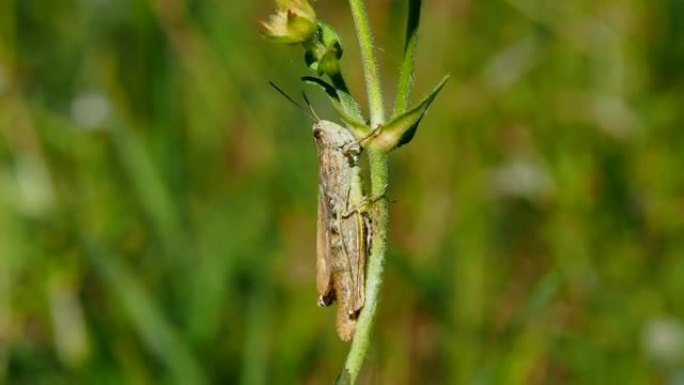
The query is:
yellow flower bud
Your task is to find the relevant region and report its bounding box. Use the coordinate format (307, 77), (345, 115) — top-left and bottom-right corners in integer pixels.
(260, 0), (317, 44)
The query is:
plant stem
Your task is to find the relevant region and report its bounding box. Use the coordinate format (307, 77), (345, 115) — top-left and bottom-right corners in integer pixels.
(393, 0), (421, 117)
(348, 0), (385, 127)
(338, 1), (389, 384)
(339, 150), (389, 385)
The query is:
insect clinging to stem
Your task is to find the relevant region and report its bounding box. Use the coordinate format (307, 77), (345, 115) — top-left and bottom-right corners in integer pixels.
(270, 81), (373, 341)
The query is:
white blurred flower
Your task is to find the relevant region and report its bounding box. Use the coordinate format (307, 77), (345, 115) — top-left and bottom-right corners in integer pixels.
(15, 155), (55, 217)
(70, 91), (110, 130)
(483, 37), (540, 92)
(592, 96), (640, 140)
(643, 317), (684, 366)
(490, 158), (553, 200)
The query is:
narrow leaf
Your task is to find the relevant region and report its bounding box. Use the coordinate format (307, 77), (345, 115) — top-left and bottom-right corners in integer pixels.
(301, 76), (369, 137)
(393, 0), (422, 116)
(85, 240), (208, 385)
(369, 75), (449, 152)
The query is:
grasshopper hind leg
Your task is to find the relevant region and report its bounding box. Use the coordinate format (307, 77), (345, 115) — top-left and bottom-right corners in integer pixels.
(349, 211), (371, 318)
(318, 289), (336, 307)
(336, 303), (357, 341)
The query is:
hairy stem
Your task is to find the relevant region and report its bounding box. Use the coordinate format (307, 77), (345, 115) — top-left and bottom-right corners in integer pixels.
(348, 0), (385, 127)
(340, 1), (421, 383)
(339, 150), (389, 385)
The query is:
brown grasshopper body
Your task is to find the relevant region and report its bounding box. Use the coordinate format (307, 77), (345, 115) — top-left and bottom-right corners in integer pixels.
(313, 120), (372, 341)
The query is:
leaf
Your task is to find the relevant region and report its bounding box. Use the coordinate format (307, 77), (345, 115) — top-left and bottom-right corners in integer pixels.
(318, 21), (343, 59)
(368, 75), (449, 152)
(317, 48), (341, 77)
(393, 0), (422, 115)
(301, 76), (369, 137)
(303, 22), (343, 76)
(85, 239), (208, 385)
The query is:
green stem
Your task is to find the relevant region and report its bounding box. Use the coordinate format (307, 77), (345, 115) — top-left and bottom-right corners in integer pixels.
(393, 0), (421, 117)
(339, 1), (390, 383)
(338, 150), (389, 385)
(348, 0), (385, 127)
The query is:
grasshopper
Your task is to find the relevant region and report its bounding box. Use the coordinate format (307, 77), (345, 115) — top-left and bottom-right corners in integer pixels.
(313, 120), (372, 342)
(269, 82), (372, 341)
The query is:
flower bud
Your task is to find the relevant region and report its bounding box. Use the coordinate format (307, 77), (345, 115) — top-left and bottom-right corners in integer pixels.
(260, 0), (317, 44)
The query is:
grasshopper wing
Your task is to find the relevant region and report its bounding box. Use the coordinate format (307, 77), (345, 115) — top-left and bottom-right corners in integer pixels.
(316, 186), (335, 307)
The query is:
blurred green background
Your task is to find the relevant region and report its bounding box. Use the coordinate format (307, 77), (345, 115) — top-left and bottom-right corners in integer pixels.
(1, 0), (684, 384)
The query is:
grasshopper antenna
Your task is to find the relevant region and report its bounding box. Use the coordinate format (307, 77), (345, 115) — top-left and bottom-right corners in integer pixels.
(300, 92), (320, 122)
(269, 81), (319, 122)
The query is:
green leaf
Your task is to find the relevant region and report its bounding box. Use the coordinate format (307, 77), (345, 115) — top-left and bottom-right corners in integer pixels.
(303, 22), (343, 76)
(318, 21), (343, 59)
(393, 0), (422, 115)
(317, 48), (341, 77)
(85, 240), (208, 385)
(368, 75), (449, 152)
(301, 76), (369, 137)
